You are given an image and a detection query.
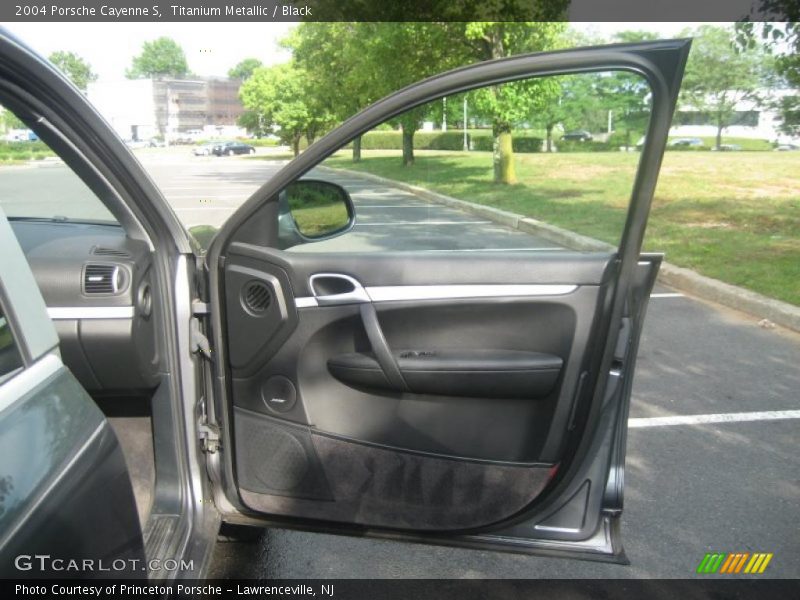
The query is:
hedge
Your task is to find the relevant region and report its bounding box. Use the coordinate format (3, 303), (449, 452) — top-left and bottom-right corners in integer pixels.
(470, 135), (543, 153)
(0, 140), (54, 161)
(556, 140), (616, 153)
(352, 131), (544, 153)
(358, 131), (467, 151)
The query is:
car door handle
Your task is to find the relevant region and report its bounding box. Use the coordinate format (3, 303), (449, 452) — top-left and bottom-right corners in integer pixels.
(309, 273), (370, 306)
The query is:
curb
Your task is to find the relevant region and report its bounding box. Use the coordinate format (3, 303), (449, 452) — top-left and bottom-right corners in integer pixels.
(328, 166), (800, 333)
(656, 263), (800, 332)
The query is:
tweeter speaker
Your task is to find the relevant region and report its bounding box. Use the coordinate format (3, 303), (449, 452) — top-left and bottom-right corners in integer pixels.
(260, 376), (297, 413)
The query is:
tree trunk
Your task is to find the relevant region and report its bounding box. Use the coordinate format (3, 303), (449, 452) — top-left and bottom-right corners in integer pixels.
(716, 119), (723, 150)
(352, 135), (362, 163)
(402, 126), (414, 167)
(292, 134), (301, 157)
(546, 124), (554, 152)
(493, 122), (516, 184)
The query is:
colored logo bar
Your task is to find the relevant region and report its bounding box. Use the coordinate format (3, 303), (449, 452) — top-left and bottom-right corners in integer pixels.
(696, 552), (773, 574)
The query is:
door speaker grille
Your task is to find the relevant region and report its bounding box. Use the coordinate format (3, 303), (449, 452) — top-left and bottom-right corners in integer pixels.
(243, 281), (272, 314)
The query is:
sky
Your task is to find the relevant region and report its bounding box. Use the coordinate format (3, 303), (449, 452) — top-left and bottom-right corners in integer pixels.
(0, 22), (714, 82)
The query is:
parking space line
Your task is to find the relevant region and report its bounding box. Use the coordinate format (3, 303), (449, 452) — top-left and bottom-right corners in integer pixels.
(629, 410), (800, 428)
(174, 206), (235, 211)
(650, 292), (685, 298)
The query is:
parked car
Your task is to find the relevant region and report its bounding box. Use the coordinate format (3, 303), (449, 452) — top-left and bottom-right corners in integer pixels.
(561, 129), (593, 141)
(212, 140), (256, 156)
(774, 143), (799, 151)
(193, 143), (217, 156)
(0, 31), (690, 578)
(669, 137), (704, 147)
(123, 138), (149, 150)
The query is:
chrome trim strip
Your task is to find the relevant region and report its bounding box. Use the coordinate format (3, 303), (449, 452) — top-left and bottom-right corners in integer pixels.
(533, 524), (583, 534)
(365, 284), (577, 302)
(294, 284), (577, 308)
(294, 297), (319, 309)
(47, 306), (134, 320)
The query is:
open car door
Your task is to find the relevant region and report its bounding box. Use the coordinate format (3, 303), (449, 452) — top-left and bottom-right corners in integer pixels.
(207, 40), (690, 562)
(0, 208), (145, 578)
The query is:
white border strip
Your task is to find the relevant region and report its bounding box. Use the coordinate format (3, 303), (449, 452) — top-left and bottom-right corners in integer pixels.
(629, 410), (800, 428)
(47, 306), (134, 320)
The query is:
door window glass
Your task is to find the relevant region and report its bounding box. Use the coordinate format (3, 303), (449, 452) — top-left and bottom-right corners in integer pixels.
(283, 70), (652, 253)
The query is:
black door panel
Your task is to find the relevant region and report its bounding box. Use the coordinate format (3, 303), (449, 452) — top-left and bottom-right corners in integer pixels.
(226, 248), (607, 464)
(224, 244), (613, 530)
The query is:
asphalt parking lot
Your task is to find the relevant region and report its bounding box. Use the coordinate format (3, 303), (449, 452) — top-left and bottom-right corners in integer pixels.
(4, 148), (799, 578)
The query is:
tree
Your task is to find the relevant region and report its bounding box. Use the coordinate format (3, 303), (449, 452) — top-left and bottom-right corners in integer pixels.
(126, 37), (189, 79)
(48, 51), (97, 91)
(532, 74), (601, 152)
(600, 72), (651, 150)
(239, 63), (331, 157)
(613, 30), (661, 44)
(0, 108), (25, 131)
(291, 23), (464, 166)
(228, 58), (263, 81)
(459, 22), (566, 183)
(285, 23), (375, 161)
(230, 58), (265, 136)
(680, 26), (768, 149)
(365, 23), (465, 166)
(736, 19), (799, 137)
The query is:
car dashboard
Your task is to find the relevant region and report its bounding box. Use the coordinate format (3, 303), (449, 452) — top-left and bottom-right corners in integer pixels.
(11, 220), (161, 396)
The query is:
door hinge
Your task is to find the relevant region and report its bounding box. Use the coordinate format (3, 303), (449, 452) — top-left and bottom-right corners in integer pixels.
(192, 299), (211, 316)
(198, 418), (221, 453)
(190, 316), (212, 360)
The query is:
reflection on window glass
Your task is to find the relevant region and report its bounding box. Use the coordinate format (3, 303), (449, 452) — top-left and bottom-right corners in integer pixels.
(0, 104), (115, 224)
(0, 307), (24, 381)
(287, 70), (652, 253)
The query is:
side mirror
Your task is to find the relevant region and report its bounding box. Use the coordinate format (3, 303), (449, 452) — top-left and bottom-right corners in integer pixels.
(278, 179), (355, 248)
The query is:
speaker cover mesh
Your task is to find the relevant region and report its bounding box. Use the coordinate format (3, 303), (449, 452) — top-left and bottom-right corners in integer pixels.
(235, 409), (332, 499)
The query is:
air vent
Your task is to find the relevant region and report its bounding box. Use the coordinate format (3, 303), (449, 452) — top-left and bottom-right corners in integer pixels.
(84, 264), (125, 295)
(243, 281), (272, 314)
(92, 246), (131, 258)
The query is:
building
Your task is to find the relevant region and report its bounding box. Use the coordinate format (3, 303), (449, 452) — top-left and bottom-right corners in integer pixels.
(669, 88), (798, 143)
(87, 76), (247, 142)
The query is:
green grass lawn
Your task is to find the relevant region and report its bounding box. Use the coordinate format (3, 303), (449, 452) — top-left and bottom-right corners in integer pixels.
(324, 149), (799, 306)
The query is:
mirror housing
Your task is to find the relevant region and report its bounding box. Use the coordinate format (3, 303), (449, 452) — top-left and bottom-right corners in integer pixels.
(278, 179), (355, 248)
